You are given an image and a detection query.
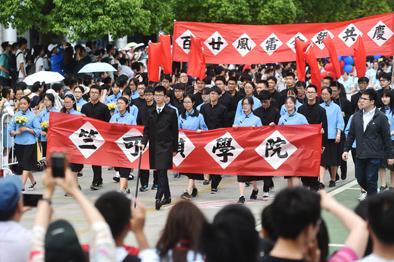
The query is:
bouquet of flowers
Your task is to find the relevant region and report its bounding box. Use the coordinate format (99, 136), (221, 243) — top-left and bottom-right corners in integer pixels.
(41, 121), (49, 132)
(107, 103), (116, 111)
(15, 116), (28, 125)
(76, 106), (81, 112)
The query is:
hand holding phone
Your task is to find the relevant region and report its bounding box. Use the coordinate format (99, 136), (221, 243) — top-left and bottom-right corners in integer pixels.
(51, 152), (66, 178)
(23, 193), (43, 207)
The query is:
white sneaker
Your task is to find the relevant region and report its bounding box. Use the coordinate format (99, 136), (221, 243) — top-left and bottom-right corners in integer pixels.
(358, 192), (367, 201)
(263, 192), (271, 199)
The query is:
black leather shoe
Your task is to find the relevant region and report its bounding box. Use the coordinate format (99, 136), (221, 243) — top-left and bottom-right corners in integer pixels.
(341, 172), (347, 180)
(238, 196), (245, 204)
(161, 198), (171, 205)
(250, 189), (258, 200)
(155, 199), (162, 210)
(191, 188), (198, 197)
(329, 180), (336, 187)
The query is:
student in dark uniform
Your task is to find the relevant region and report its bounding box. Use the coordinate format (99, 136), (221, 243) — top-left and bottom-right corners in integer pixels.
(298, 84), (328, 191)
(136, 87), (158, 192)
(81, 85), (111, 190)
(351, 77), (369, 112)
(141, 86), (179, 211)
(254, 91), (280, 197)
(200, 86), (227, 193)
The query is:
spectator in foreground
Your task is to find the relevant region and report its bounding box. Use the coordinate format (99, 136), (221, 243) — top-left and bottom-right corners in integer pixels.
(360, 191), (394, 261)
(0, 176), (32, 262)
(95, 191), (149, 262)
(29, 168), (116, 262)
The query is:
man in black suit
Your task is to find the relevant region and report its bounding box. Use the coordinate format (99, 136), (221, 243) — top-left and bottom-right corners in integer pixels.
(141, 86), (179, 210)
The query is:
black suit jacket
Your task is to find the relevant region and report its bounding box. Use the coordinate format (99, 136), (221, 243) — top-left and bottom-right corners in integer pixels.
(142, 105), (179, 169)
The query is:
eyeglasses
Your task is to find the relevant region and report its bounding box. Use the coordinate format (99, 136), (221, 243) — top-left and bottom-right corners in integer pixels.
(154, 94), (164, 97)
(306, 91), (316, 94)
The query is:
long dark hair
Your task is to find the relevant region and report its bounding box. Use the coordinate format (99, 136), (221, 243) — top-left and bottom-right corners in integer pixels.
(156, 201), (208, 262)
(61, 94), (77, 112)
(44, 93), (55, 108)
(380, 89), (394, 114)
(181, 95), (198, 119)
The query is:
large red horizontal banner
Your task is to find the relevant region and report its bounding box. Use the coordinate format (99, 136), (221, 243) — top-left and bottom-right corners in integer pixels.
(173, 13), (394, 64)
(47, 113), (322, 177)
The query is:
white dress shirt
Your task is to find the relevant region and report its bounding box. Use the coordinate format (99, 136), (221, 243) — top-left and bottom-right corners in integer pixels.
(363, 107), (376, 132)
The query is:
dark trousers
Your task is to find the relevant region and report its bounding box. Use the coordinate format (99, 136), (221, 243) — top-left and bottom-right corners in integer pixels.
(301, 176), (319, 191)
(355, 158), (381, 196)
(139, 170), (158, 186)
(211, 175), (222, 189)
(41, 141), (47, 158)
(263, 177), (274, 192)
(92, 165), (102, 184)
(156, 169), (170, 200)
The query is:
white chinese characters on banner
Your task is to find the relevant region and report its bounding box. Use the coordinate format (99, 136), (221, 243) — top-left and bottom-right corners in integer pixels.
(69, 122), (105, 159)
(338, 23), (363, 47)
(115, 129), (146, 163)
(232, 33), (256, 57)
(173, 132), (195, 167)
(286, 32), (308, 53)
(204, 31), (228, 56)
(175, 29), (196, 54)
(367, 21), (393, 47)
(255, 130), (297, 170)
(204, 132), (244, 169)
(261, 33), (283, 56)
(312, 30), (334, 50)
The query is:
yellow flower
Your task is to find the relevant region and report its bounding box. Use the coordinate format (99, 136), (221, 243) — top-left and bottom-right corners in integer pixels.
(15, 116), (28, 125)
(76, 106), (81, 112)
(108, 103), (116, 110)
(41, 121), (49, 129)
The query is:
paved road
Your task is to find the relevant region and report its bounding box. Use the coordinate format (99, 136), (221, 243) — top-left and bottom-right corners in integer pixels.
(19, 161), (356, 248)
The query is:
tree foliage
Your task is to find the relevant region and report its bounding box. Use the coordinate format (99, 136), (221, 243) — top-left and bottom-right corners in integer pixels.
(0, 0), (392, 40)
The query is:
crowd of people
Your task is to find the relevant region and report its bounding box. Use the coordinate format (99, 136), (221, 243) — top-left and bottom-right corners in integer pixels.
(1, 168), (394, 262)
(0, 37), (394, 261)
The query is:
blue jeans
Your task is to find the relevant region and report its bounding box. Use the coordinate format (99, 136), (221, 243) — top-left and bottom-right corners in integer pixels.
(355, 158), (381, 196)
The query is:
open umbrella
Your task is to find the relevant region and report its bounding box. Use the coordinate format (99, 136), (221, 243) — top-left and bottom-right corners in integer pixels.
(78, 62), (117, 73)
(23, 71), (64, 85)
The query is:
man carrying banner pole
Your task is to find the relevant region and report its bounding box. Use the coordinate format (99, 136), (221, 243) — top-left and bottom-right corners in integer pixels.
(141, 86), (179, 210)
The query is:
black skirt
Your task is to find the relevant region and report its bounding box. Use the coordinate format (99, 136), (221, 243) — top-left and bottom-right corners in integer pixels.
(70, 163), (83, 173)
(181, 173), (204, 180)
(115, 167), (132, 178)
(321, 139), (341, 167)
(380, 141), (394, 171)
(15, 144), (35, 171)
(237, 175), (263, 183)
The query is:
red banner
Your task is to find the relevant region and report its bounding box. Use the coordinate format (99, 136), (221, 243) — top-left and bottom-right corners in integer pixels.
(47, 113), (322, 177)
(173, 13), (394, 64)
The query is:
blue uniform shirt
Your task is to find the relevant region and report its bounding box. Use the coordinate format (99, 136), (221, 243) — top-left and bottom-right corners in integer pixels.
(8, 109), (40, 145)
(345, 114), (356, 148)
(383, 107), (394, 140)
(280, 100), (303, 116)
(179, 110), (208, 130)
(131, 91), (139, 100)
(110, 111), (137, 125)
(320, 101), (345, 139)
(233, 112), (262, 127)
(76, 98), (87, 112)
(279, 111), (309, 125)
(234, 96), (262, 120)
(105, 92), (122, 104)
(64, 109), (81, 115)
(38, 107), (59, 141)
